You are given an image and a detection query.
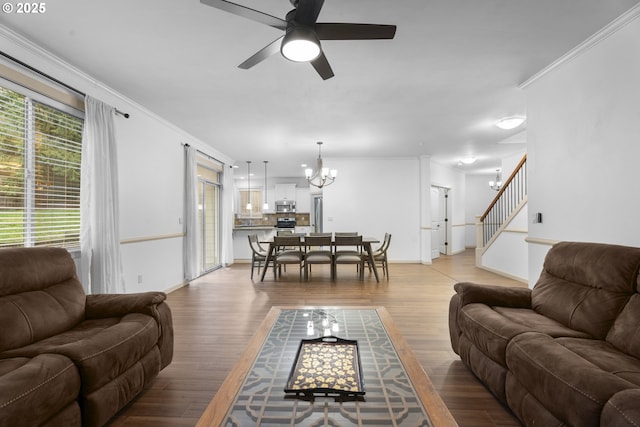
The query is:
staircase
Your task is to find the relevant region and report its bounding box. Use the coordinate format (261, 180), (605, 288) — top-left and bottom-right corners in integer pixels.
(478, 155), (527, 250)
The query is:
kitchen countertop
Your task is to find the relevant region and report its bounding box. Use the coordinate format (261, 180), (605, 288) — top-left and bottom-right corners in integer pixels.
(233, 226), (276, 230)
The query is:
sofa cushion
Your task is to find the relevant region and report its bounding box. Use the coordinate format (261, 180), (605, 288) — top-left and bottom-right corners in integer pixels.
(1, 313), (159, 394)
(555, 337), (640, 387)
(0, 280), (86, 353)
(0, 247), (79, 296)
(607, 294), (640, 359)
(532, 242), (640, 339)
(506, 332), (636, 427)
(459, 304), (591, 366)
(0, 354), (80, 427)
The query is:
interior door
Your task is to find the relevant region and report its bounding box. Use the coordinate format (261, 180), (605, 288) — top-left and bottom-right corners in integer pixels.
(431, 186), (449, 256)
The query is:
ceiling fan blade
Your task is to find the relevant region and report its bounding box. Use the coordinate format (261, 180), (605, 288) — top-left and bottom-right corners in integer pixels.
(311, 51), (334, 80)
(200, 0), (287, 30)
(294, 0), (325, 25)
(315, 23), (396, 40)
(238, 36), (284, 69)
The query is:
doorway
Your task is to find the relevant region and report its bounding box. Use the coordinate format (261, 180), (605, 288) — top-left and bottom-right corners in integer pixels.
(311, 194), (323, 234)
(430, 186), (450, 258)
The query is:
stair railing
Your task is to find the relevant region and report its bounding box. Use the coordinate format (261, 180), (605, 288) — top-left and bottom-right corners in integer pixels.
(479, 155), (527, 247)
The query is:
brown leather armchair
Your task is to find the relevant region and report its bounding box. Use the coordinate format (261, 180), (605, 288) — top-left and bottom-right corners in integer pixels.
(0, 247), (173, 427)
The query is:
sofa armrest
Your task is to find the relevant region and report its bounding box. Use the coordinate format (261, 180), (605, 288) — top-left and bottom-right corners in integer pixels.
(602, 389), (640, 427)
(453, 282), (532, 308)
(85, 292), (167, 319)
(85, 292), (174, 368)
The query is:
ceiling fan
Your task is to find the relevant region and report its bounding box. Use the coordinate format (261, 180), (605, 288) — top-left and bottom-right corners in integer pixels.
(200, 0), (397, 80)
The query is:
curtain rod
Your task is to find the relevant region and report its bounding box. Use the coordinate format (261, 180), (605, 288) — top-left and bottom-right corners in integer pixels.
(0, 50), (130, 118)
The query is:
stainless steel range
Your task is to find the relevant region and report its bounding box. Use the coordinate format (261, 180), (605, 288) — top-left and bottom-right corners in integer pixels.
(276, 217), (296, 229)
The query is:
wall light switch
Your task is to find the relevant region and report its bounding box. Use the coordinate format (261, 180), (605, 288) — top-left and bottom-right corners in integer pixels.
(533, 213), (543, 224)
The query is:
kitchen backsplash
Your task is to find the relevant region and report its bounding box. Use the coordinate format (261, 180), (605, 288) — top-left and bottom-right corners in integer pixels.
(235, 213), (310, 227)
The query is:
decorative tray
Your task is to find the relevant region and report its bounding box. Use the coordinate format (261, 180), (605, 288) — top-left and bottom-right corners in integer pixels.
(285, 336), (365, 397)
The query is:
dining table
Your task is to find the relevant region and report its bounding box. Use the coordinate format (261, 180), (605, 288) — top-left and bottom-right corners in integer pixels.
(259, 235), (381, 282)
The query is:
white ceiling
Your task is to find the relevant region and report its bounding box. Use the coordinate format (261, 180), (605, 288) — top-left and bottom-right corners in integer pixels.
(1, 0), (638, 178)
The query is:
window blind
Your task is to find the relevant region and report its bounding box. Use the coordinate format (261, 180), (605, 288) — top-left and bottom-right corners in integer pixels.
(0, 85), (83, 249)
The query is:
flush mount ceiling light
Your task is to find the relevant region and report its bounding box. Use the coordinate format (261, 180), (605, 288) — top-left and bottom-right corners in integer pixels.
(461, 157), (477, 165)
(305, 141), (337, 189)
(496, 116), (526, 130)
(281, 26), (321, 62)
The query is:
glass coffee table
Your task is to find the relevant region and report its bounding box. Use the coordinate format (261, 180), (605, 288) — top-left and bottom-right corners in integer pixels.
(197, 307), (458, 426)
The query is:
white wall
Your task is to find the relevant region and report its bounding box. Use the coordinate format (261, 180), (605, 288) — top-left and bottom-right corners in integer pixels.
(322, 157), (421, 262)
(1, 27), (235, 293)
(481, 204), (529, 282)
(524, 8), (640, 285)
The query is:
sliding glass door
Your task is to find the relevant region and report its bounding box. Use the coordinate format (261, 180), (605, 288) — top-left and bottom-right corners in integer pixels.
(197, 160), (222, 273)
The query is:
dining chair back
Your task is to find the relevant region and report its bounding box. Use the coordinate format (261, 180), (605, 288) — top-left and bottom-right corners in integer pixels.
(373, 233), (392, 279)
(272, 235), (304, 280)
(333, 235), (365, 279)
(303, 235), (334, 281)
(248, 234), (267, 280)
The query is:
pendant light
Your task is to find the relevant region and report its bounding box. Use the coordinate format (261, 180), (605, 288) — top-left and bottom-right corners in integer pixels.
(246, 161), (252, 210)
(263, 161), (269, 210)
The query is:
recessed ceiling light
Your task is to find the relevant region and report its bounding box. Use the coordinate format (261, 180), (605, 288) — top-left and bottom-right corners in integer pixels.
(496, 116), (526, 130)
(301, 164), (307, 168)
(461, 157), (476, 164)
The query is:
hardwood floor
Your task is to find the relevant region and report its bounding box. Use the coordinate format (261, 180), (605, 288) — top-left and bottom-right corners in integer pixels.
(108, 250), (525, 427)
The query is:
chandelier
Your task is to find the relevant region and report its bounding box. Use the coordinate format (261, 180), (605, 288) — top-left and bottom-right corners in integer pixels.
(489, 169), (502, 191)
(305, 141), (337, 189)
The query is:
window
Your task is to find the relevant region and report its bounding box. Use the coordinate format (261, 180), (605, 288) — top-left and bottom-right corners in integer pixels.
(238, 189), (263, 217)
(0, 85), (83, 249)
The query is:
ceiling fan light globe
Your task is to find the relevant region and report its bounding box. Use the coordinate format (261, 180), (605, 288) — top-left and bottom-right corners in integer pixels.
(282, 39), (320, 62)
(281, 26), (321, 62)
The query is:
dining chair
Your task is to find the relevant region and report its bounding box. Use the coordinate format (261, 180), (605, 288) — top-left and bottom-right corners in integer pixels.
(372, 233), (391, 279)
(333, 235), (365, 279)
(248, 234), (267, 280)
(272, 235), (304, 280)
(303, 235), (334, 281)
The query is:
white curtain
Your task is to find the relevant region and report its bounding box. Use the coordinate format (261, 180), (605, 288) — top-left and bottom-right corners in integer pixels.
(80, 96), (124, 294)
(183, 144), (199, 280)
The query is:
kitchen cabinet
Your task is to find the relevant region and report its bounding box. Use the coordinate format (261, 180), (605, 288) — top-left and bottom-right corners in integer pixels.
(274, 184), (296, 201)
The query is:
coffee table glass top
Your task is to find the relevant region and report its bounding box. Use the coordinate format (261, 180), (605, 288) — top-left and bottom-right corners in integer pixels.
(222, 308), (434, 426)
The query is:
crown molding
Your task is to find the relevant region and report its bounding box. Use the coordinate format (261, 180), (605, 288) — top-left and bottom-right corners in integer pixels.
(520, 4), (640, 89)
(0, 24), (233, 164)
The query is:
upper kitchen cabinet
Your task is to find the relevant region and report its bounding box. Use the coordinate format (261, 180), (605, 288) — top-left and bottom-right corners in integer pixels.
(274, 183), (296, 201)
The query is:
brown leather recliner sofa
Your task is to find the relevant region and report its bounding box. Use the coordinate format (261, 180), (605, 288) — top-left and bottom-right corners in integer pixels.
(449, 241), (640, 426)
(0, 247), (174, 427)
